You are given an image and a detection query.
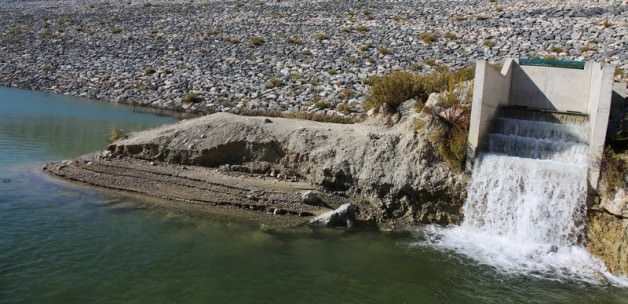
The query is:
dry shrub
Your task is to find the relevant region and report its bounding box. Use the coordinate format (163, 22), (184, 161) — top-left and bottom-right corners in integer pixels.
(249, 36), (265, 46)
(419, 32), (438, 44)
(109, 128), (127, 142)
(601, 147), (626, 194)
(363, 66), (474, 112)
(427, 107), (470, 172)
(182, 92), (203, 104)
(238, 110), (361, 124)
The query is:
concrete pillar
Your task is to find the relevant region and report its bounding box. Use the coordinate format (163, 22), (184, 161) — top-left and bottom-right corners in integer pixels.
(466, 59), (513, 171)
(587, 63), (615, 189)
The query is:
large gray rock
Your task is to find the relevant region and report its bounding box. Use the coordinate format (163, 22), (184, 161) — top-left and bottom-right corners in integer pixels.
(309, 203), (356, 228)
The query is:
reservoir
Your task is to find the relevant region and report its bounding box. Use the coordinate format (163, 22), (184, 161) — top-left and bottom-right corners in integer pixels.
(1, 87), (627, 304)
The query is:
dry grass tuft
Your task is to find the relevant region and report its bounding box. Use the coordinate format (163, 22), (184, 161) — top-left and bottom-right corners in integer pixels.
(182, 92), (203, 104)
(419, 32), (438, 44)
(601, 147), (626, 194)
(238, 110), (361, 124)
(109, 128), (127, 142)
(363, 66), (474, 112)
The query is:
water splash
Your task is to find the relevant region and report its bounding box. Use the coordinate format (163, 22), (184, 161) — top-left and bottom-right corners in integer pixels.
(421, 117), (628, 286)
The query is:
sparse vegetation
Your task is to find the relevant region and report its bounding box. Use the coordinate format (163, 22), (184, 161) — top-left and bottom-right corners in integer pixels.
(265, 77), (283, 89)
(182, 92), (203, 104)
(355, 25), (369, 33)
(363, 66), (474, 112)
(239, 110), (360, 124)
(144, 67), (157, 76)
(287, 36), (303, 45)
(359, 43), (373, 52)
(111, 27), (123, 34)
(601, 18), (613, 28)
(339, 88), (353, 100)
(314, 32), (329, 41)
(378, 47), (392, 55)
(424, 58), (437, 66)
(601, 147), (626, 194)
(428, 116), (469, 172)
(483, 39), (495, 48)
(224, 36), (240, 44)
(444, 32), (457, 40)
(337, 102), (351, 114)
(580, 45), (596, 53)
(550, 46), (564, 53)
(313, 100), (331, 110)
(249, 36), (265, 47)
(419, 32), (438, 44)
(109, 128), (127, 142)
(207, 29), (221, 36)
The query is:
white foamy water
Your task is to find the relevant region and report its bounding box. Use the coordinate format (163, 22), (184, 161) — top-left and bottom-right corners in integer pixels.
(421, 117), (628, 286)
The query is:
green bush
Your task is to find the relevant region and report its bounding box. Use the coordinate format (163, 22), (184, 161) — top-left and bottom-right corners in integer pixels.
(483, 39), (495, 48)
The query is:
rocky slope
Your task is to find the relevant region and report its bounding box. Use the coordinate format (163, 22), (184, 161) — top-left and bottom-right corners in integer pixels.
(45, 104), (467, 229)
(587, 152), (628, 276)
(1, 0), (625, 114)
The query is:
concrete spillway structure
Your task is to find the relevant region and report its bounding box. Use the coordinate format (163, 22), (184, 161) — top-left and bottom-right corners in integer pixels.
(467, 58), (617, 189)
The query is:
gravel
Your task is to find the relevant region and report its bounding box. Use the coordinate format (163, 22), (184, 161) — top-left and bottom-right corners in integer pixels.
(0, 0), (625, 115)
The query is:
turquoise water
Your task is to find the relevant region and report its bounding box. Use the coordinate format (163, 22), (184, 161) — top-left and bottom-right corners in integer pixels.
(1, 87), (628, 304)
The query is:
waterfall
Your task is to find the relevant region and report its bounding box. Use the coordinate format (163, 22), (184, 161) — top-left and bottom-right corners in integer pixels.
(422, 117), (628, 285)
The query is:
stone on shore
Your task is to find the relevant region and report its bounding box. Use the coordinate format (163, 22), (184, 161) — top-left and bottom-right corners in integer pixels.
(309, 203), (356, 229)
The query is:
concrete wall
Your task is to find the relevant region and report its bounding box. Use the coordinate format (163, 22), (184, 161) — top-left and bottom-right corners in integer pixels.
(466, 59), (512, 170)
(509, 64), (591, 113)
(466, 58), (615, 189)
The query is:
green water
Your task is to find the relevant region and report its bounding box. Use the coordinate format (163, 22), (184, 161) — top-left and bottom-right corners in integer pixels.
(1, 87), (628, 304)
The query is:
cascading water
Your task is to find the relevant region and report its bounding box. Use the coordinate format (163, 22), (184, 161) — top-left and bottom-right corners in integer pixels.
(422, 116), (628, 285)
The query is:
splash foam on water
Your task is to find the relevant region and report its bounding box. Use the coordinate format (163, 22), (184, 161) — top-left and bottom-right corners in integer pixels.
(420, 118), (628, 286)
